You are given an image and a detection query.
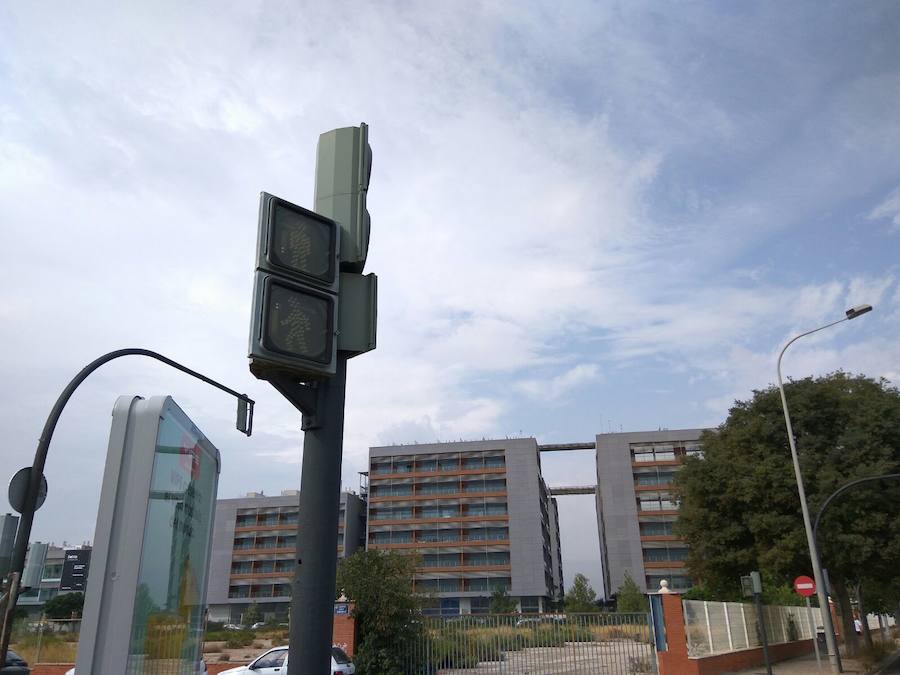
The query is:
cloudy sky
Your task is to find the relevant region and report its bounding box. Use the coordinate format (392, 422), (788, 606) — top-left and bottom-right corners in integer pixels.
(2, 1), (899, 595)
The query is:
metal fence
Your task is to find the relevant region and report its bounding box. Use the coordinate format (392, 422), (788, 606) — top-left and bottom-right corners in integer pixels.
(401, 613), (656, 674)
(9, 618), (81, 664)
(682, 599), (822, 657)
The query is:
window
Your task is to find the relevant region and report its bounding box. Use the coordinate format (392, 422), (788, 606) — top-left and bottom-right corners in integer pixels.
(463, 457), (483, 470)
(643, 547), (689, 562)
(438, 457), (459, 471)
(417, 460), (437, 472)
(419, 505), (458, 519)
(470, 596), (491, 614)
(419, 530), (458, 543)
(520, 597), (540, 613)
(253, 649), (287, 668)
(464, 552), (487, 566)
(418, 481), (458, 495)
(467, 578), (488, 591)
(487, 552), (509, 565)
(488, 578), (510, 591)
(640, 522), (674, 536)
(228, 585), (250, 598)
(484, 456), (505, 469)
(372, 507), (412, 521)
(231, 562), (252, 574)
(422, 554), (459, 567)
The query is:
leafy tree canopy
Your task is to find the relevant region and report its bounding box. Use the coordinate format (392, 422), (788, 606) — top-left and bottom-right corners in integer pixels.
(336, 549), (423, 674)
(675, 372), (900, 653)
(242, 602), (261, 625)
(615, 572), (649, 613)
(564, 573), (600, 613)
(43, 592), (84, 620)
(489, 586), (518, 614)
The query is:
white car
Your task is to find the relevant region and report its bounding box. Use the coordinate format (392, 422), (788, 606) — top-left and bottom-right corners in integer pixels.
(219, 646), (355, 675)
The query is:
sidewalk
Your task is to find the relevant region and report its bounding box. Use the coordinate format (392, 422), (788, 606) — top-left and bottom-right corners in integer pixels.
(730, 648), (900, 674)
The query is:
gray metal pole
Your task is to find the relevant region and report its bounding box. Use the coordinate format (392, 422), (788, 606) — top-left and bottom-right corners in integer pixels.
(755, 591), (773, 675)
(807, 596), (823, 673)
(777, 319), (849, 673)
(288, 357), (347, 675)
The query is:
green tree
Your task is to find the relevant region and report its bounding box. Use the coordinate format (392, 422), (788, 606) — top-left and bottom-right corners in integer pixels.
(564, 573), (600, 612)
(615, 572), (649, 613)
(43, 592), (84, 620)
(489, 586), (518, 614)
(675, 372), (900, 656)
(243, 602), (261, 626)
(336, 549), (423, 674)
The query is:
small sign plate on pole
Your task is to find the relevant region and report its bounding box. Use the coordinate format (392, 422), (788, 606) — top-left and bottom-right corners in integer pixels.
(8, 468), (47, 514)
(794, 575), (816, 597)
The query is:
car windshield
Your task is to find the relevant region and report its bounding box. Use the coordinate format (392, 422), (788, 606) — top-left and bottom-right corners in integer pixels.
(331, 647), (351, 664)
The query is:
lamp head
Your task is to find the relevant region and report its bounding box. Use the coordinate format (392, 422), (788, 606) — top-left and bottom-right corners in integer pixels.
(845, 304), (873, 320)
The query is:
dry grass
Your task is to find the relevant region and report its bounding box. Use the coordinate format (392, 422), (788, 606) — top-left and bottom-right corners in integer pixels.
(9, 639), (78, 663)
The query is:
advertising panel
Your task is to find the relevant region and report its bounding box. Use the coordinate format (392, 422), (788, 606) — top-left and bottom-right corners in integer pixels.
(59, 549), (92, 592)
(76, 396), (220, 675)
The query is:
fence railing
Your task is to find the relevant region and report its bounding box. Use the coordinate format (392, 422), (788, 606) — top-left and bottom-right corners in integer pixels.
(682, 600), (821, 657)
(9, 618), (81, 664)
(401, 612), (656, 674)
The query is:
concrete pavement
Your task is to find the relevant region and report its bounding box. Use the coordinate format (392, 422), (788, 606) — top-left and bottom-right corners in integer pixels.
(729, 647), (900, 674)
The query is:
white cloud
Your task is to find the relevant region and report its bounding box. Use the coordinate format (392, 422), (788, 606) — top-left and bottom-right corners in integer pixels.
(517, 363), (601, 401)
(868, 186), (900, 232)
(2, 0), (899, 587)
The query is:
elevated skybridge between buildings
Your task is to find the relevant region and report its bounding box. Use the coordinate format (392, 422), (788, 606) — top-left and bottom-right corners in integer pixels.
(537, 442), (596, 452)
(548, 485), (597, 496)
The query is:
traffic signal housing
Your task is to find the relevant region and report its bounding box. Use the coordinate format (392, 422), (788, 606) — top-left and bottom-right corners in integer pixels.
(315, 123), (371, 273)
(249, 192), (340, 379)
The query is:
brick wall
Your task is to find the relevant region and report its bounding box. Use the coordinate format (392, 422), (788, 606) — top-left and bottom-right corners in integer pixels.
(333, 602), (357, 657)
(656, 592), (815, 675)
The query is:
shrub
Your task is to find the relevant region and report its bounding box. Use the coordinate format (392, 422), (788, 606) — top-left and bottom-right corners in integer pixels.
(225, 630), (255, 648)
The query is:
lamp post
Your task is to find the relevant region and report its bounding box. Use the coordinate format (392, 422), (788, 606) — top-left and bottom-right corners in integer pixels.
(776, 304), (872, 674)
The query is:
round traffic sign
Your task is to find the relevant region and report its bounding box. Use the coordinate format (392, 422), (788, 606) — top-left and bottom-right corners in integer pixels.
(794, 575), (816, 597)
(8, 467), (48, 514)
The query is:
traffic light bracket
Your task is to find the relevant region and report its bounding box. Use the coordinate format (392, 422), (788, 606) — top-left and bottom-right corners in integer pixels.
(263, 371), (327, 430)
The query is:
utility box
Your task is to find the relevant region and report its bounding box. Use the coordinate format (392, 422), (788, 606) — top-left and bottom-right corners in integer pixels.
(76, 396), (220, 674)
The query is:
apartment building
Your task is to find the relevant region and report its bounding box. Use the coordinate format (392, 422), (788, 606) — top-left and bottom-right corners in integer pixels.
(18, 542), (93, 616)
(206, 490), (365, 623)
(0, 513), (18, 581)
(595, 429), (707, 596)
(368, 438), (564, 616)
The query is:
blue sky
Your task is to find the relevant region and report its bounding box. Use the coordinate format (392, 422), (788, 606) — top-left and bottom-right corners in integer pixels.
(1, 1), (899, 592)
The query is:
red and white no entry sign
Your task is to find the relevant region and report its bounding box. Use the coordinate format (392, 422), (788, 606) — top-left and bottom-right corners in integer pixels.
(794, 575), (816, 597)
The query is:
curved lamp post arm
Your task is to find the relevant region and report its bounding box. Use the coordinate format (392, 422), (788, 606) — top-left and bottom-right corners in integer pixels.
(814, 473), (900, 544)
(776, 317), (847, 388)
(0, 348), (254, 665)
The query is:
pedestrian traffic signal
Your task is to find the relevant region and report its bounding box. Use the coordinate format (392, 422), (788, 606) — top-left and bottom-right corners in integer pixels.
(249, 193), (340, 379)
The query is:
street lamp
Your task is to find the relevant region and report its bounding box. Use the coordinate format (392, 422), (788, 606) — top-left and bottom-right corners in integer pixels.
(776, 303), (872, 674)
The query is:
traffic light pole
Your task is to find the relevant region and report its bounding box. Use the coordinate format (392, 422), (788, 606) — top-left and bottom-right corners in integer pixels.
(287, 358), (347, 675)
